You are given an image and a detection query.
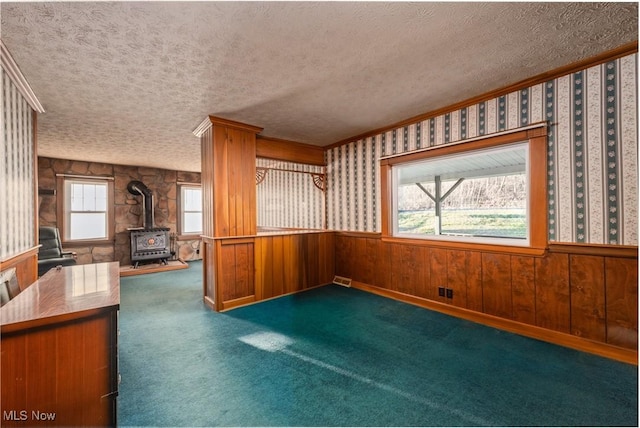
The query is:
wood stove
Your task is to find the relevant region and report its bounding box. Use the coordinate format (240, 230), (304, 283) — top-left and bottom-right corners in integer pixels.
(127, 180), (171, 268)
(130, 228), (171, 268)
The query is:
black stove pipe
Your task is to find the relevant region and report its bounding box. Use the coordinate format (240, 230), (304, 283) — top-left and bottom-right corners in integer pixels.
(127, 180), (154, 229)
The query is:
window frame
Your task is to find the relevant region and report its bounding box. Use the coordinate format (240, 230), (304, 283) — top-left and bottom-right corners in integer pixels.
(392, 141), (530, 245)
(56, 175), (115, 246)
(380, 126), (548, 255)
(177, 183), (203, 239)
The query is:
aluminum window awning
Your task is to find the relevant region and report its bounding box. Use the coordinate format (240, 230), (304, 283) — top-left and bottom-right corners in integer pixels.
(396, 142), (527, 185)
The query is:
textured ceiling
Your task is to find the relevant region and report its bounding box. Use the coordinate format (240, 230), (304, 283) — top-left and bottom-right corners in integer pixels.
(1, 2), (637, 172)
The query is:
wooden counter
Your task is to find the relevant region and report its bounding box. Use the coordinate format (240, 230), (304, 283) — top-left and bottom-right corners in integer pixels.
(1, 262), (120, 427)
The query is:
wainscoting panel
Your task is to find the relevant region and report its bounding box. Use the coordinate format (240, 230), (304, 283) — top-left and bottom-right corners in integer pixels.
(211, 232), (335, 311)
(254, 232), (334, 299)
(429, 248), (447, 303)
(535, 253), (571, 333)
(605, 257), (638, 348)
(482, 253), (512, 319)
(569, 255), (606, 342)
(446, 250), (468, 309)
(219, 241), (255, 303)
(466, 252), (483, 313)
(511, 256), (536, 325)
(334, 233), (638, 353)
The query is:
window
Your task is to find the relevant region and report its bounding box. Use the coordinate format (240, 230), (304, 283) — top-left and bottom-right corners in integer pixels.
(381, 127), (547, 252)
(59, 176), (114, 243)
(393, 142), (528, 245)
(179, 185), (202, 236)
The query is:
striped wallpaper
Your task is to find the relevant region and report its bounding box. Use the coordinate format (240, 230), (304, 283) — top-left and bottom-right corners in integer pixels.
(256, 158), (325, 229)
(326, 53), (638, 245)
(1, 67), (36, 260)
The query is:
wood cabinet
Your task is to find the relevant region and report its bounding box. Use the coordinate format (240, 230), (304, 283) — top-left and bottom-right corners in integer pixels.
(1, 262), (120, 427)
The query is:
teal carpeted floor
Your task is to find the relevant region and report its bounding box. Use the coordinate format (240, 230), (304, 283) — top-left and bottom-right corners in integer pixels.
(118, 261), (638, 427)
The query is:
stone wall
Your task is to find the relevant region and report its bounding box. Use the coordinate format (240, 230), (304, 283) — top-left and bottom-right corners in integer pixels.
(38, 157), (202, 266)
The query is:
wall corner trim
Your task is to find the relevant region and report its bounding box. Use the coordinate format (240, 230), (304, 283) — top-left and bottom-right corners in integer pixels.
(0, 40), (44, 113)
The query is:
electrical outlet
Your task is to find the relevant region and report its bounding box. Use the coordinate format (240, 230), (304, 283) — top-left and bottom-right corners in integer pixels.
(438, 287), (445, 297)
(446, 288), (453, 299)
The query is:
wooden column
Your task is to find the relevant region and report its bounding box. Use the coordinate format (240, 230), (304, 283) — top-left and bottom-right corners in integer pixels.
(194, 116), (263, 311)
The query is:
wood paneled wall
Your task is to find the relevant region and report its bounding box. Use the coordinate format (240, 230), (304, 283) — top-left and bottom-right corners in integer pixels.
(211, 125), (258, 237)
(198, 116), (263, 311)
(198, 116), (263, 238)
(335, 233), (638, 356)
(255, 232), (334, 301)
(205, 232), (335, 311)
(0, 247), (38, 293)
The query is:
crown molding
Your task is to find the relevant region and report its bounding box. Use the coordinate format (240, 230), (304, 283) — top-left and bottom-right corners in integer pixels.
(192, 116), (213, 137)
(193, 115), (263, 137)
(0, 39), (44, 113)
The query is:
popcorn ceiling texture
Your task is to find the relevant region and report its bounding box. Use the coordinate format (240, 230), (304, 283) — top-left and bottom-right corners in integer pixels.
(1, 2), (637, 172)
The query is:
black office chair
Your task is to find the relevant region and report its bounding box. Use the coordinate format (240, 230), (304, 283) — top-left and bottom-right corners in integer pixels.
(38, 226), (77, 277)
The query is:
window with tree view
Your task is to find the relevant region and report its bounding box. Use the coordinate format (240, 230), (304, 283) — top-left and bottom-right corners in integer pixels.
(393, 142), (529, 245)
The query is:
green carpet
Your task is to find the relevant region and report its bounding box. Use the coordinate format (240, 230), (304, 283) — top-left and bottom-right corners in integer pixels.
(118, 261), (637, 427)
